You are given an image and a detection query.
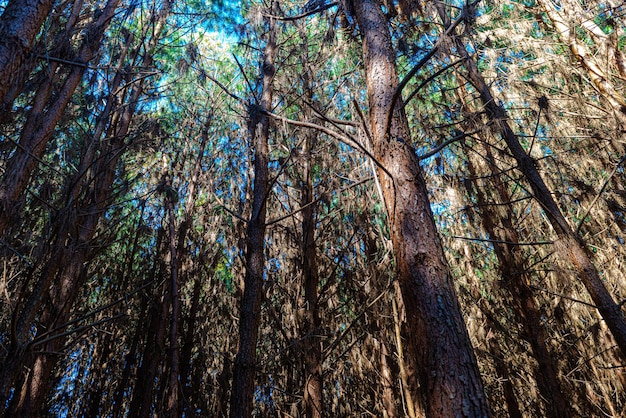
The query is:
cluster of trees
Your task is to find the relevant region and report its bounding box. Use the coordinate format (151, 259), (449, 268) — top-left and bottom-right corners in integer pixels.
(0, 0), (625, 416)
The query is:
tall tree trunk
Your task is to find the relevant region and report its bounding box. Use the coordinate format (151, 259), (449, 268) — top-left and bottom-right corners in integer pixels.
(379, 336), (398, 418)
(0, 2), (122, 409)
(351, 1), (491, 416)
(165, 175), (182, 417)
(0, 0), (120, 238)
(296, 23), (324, 417)
(301, 124), (323, 418)
(229, 3), (277, 416)
(0, 0), (54, 105)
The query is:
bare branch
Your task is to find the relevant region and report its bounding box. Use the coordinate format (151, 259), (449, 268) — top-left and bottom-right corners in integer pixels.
(450, 235), (553, 246)
(266, 176), (373, 226)
(262, 2), (339, 21)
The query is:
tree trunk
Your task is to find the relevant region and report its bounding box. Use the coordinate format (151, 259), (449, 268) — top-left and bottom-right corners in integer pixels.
(229, 3), (277, 416)
(0, 0), (54, 105)
(464, 145), (570, 417)
(301, 125), (323, 418)
(296, 24), (324, 417)
(352, 1), (491, 416)
(0, 0), (121, 238)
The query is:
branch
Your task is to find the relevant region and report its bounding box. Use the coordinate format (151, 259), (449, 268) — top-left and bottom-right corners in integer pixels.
(36, 54), (89, 68)
(266, 176), (373, 226)
(206, 74), (245, 104)
(403, 58), (465, 106)
(576, 154), (626, 234)
(322, 280), (390, 357)
(450, 235), (553, 246)
(418, 128), (480, 160)
(384, 11), (467, 137)
(30, 314), (125, 349)
(529, 285), (597, 308)
(232, 53), (256, 102)
(263, 110), (393, 180)
(262, 2), (339, 21)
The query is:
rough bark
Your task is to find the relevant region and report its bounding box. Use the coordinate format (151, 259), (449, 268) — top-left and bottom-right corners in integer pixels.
(296, 25), (324, 417)
(229, 3), (276, 416)
(352, 1), (491, 416)
(301, 127), (323, 418)
(0, 2), (122, 410)
(0, 0), (54, 105)
(379, 337), (398, 418)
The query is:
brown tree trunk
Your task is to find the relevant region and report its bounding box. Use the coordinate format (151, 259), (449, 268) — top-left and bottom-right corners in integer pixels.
(0, 0), (54, 105)
(0, 1), (172, 411)
(296, 24), (324, 417)
(379, 337), (398, 418)
(165, 178), (182, 417)
(0, 0), (120, 238)
(0, 2), (122, 410)
(486, 332), (523, 418)
(301, 125), (323, 418)
(229, 3), (277, 417)
(352, 1), (491, 416)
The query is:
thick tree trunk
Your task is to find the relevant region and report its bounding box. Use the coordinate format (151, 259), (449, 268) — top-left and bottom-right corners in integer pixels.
(229, 4), (276, 417)
(352, 1), (491, 416)
(0, 0), (54, 105)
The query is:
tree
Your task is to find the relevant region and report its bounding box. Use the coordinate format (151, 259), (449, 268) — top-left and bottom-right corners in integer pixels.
(0, 0), (54, 108)
(351, 1), (491, 416)
(229, 2), (277, 416)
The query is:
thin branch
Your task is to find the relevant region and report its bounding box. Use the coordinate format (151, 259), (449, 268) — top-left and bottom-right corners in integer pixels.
(263, 109), (394, 180)
(576, 154), (626, 234)
(36, 54), (89, 68)
(418, 128), (482, 160)
(450, 235), (553, 246)
(29, 280), (156, 348)
(0, 239), (33, 268)
(266, 176), (373, 226)
(352, 98), (373, 142)
(206, 74), (245, 104)
(232, 53), (256, 102)
(304, 99), (360, 127)
(384, 11), (467, 137)
(529, 285), (598, 308)
(218, 203), (249, 223)
(403, 58), (465, 106)
(322, 281), (390, 357)
(30, 314), (125, 349)
(263, 2), (339, 21)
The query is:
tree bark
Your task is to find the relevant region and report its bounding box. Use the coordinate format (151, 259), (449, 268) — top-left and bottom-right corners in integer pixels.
(0, 0), (54, 105)
(301, 124), (323, 418)
(352, 1), (491, 416)
(464, 145), (570, 417)
(229, 3), (277, 417)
